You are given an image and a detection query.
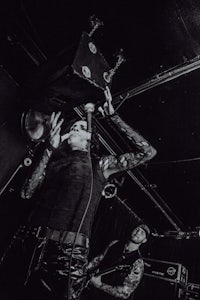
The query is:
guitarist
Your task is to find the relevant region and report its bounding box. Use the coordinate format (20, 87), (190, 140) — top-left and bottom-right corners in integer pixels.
(84, 224), (150, 299)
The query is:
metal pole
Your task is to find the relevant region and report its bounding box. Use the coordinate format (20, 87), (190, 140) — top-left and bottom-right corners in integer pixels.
(74, 106), (183, 231)
(113, 56), (200, 109)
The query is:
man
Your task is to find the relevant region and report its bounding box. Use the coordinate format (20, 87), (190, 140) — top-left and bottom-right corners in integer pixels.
(84, 224), (150, 300)
(0, 87), (156, 300)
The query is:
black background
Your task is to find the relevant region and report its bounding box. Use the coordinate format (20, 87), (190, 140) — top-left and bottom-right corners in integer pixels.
(0, 0), (200, 287)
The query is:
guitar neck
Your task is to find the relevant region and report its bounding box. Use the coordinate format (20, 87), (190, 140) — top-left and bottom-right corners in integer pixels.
(96, 266), (119, 277)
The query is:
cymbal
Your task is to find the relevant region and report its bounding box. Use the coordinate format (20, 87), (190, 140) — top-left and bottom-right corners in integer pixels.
(21, 110), (50, 142)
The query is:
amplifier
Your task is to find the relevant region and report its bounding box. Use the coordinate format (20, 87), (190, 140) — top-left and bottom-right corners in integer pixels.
(144, 258), (188, 286)
(185, 283), (200, 300)
(134, 276), (185, 300)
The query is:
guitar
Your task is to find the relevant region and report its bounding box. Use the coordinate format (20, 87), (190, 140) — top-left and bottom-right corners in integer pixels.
(84, 264), (132, 288)
(72, 264), (131, 299)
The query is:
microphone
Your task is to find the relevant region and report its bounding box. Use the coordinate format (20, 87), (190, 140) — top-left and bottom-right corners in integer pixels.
(84, 103), (95, 133)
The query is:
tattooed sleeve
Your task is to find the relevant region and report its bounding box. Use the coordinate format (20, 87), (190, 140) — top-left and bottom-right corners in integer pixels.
(99, 258), (144, 299)
(99, 114), (157, 176)
(21, 148), (53, 199)
(110, 113), (156, 162)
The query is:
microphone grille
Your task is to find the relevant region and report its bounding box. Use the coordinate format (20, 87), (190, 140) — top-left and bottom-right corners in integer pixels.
(84, 103), (95, 113)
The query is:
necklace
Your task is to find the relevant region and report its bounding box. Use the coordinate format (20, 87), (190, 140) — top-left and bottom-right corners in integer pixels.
(72, 146), (88, 152)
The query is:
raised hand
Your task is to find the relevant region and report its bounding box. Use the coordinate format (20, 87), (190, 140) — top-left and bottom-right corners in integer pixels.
(103, 86), (115, 116)
(49, 112), (64, 149)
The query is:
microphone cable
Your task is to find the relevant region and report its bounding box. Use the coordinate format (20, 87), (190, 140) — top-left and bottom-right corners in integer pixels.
(66, 124), (94, 300)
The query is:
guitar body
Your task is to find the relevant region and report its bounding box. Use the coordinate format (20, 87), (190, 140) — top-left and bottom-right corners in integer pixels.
(84, 264), (131, 289)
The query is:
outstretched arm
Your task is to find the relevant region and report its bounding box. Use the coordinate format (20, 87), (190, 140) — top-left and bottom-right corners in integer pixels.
(21, 112), (64, 199)
(90, 258), (144, 299)
(100, 87), (157, 178)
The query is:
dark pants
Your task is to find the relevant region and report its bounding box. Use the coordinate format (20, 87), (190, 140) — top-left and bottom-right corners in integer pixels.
(0, 227), (89, 300)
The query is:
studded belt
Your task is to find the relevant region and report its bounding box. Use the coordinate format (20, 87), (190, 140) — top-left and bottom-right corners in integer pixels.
(14, 225), (89, 248)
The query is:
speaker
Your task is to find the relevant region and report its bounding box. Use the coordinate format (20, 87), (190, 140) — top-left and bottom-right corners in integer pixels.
(144, 258), (188, 287)
(134, 275), (185, 300)
(25, 32), (112, 113)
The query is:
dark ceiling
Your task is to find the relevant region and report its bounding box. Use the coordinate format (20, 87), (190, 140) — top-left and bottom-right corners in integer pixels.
(1, 0), (200, 239)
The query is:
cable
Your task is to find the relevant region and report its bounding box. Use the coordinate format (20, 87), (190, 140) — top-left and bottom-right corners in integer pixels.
(148, 156), (200, 166)
(66, 120), (94, 299)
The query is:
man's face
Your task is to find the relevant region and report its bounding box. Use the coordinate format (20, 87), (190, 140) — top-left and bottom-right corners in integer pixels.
(130, 226), (147, 244)
(68, 120), (89, 148)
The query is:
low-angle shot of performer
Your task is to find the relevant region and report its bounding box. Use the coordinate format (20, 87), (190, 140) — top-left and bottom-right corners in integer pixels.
(83, 224), (150, 300)
(0, 86), (156, 300)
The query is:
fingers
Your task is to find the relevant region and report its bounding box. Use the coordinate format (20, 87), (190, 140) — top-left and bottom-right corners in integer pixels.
(120, 156), (128, 167)
(61, 132), (70, 143)
(98, 106), (105, 117)
(50, 111), (62, 128)
(104, 89), (108, 100)
(50, 112), (55, 123)
(103, 86), (115, 116)
(50, 127), (61, 141)
(104, 86), (112, 102)
(50, 112), (63, 132)
(102, 99), (115, 116)
(103, 102), (109, 115)
(51, 118), (64, 136)
(49, 112), (64, 146)
(99, 158), (109, 170)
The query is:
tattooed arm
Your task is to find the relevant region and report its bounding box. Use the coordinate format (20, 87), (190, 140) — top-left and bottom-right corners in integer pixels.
(21, 112), (65, 199)
(110, 113), (157, 162)
(90, 258), (144, 299)
(99, 87), (157, 179)
(21, 148), (53, 199)
(105, 113), (157, 176)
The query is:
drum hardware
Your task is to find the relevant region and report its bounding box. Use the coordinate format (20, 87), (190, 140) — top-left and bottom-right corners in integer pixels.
(21, 109), (51, 143)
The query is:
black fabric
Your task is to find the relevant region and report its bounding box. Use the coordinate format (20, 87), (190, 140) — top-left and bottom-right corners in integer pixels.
(0, 150), (107, 299)
(23, 239), (89, 300)
(28, 150), (106, 237)
(0, 234), (89, 300)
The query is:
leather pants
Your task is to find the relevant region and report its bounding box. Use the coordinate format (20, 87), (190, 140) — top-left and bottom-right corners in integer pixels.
(0, 227), (89, 300)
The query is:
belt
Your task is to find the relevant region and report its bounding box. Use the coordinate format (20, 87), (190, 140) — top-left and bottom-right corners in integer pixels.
(15, 225), (89, 248)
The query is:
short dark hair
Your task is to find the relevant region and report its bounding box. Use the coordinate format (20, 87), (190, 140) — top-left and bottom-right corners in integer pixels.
(136, 224), (151, 239)
(53, 117), (101, 158)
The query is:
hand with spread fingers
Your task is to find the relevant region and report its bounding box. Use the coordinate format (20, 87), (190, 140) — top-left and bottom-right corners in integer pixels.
(49, 112), (64, 149)
(98, 86), (115, 117)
